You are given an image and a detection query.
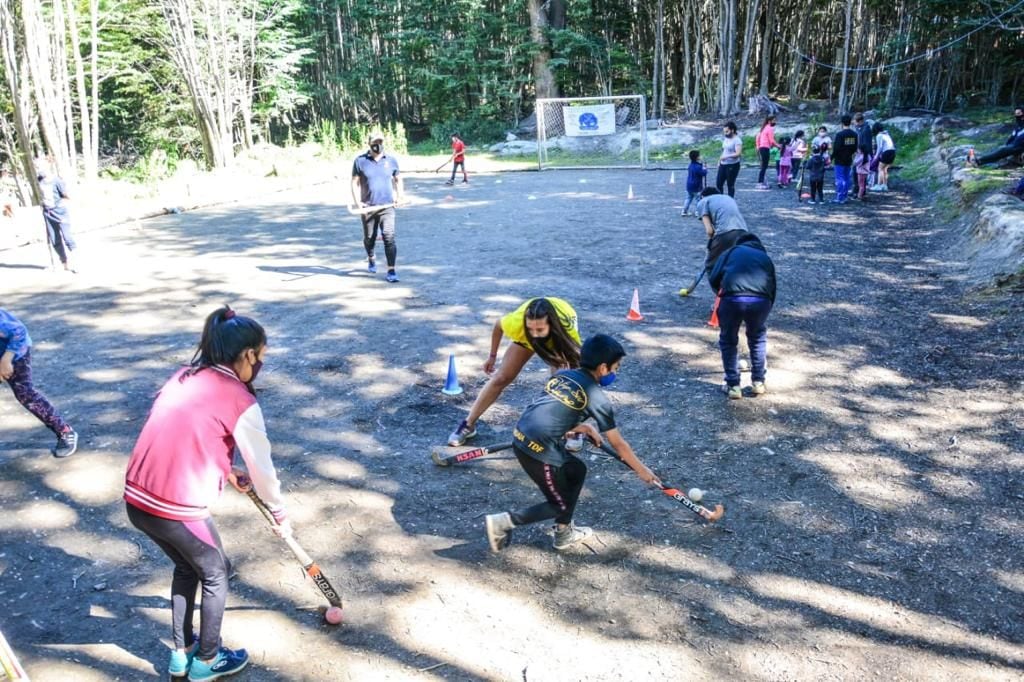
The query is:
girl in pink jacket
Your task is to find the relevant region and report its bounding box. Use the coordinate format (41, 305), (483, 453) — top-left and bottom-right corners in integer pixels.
(755, 115), (778, 189)
(125, 306), (290, 681)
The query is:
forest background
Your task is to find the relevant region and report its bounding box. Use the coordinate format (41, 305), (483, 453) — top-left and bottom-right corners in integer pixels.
(1, 0), (1023, 205)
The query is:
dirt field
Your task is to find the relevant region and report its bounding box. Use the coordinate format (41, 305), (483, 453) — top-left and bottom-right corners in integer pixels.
(1, 166), (1022, 681)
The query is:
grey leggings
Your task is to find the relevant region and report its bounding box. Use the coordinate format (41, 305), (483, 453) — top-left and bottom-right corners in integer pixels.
(127, 503), (230, 659)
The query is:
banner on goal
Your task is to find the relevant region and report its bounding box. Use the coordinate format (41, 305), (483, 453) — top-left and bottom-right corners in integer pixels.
(537, 95), (646, 170)
(563, 104), (615, 137)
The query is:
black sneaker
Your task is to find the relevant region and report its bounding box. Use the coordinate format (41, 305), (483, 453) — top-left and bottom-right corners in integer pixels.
(444, 180), (454, 186)
(53, 430), (78, 458)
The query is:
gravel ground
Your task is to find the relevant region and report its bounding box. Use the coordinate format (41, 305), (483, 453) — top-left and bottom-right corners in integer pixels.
(1, 165), (1022, 680)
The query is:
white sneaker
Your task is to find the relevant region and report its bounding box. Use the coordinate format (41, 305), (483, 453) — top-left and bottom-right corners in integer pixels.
(485, 512), (515, 552)
(552, 521), (593, 550)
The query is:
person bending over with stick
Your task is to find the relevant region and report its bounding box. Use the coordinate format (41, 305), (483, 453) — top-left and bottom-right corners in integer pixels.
(124, 306), (292, 681)
(484, 334), (658, 552)
(701, 207), (777, 400)
(448, 297), (581, 447)
(352, 130), (404, 283)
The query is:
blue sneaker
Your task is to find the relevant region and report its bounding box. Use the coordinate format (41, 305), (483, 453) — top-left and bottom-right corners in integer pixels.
(187, 647), (249, 681)
(367, 260), (377, 273)
(386, 271), (399, 283)
(169, 643), (198, 678)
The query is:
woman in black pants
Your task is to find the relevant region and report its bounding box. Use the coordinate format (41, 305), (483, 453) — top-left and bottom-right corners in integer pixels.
(715, 121), (743, 197)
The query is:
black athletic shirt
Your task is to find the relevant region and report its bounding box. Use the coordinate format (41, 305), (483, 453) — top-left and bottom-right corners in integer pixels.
(832, 128), (859, 165)
(514, 369), (616, 466)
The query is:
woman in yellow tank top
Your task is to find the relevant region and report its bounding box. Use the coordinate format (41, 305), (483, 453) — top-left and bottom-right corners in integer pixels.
(448, 297), (581, 446)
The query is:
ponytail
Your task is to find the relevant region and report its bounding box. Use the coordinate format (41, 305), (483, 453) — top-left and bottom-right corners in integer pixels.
(183, 305), (266, 379)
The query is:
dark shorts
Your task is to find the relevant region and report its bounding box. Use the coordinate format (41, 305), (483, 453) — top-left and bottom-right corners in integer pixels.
(880, 150), (896, 165)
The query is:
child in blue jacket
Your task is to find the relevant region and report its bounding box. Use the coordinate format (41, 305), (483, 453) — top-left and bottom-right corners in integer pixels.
(0, 308), (77, 457)
(682, 150), (708, 216)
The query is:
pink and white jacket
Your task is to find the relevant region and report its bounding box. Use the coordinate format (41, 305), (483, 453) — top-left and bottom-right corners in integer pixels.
(125, 366), (286, 522)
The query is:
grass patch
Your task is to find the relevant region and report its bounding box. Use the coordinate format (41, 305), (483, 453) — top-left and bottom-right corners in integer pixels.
(961, 175), (1009, 198)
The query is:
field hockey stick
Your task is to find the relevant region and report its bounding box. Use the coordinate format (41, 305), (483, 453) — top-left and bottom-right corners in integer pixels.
(247, 489), (343, 609)
(43, 217), (55, 270)
(597, 441), (724, 522)
(431, 442), (514, 467)
(346, 202), (399, 216)
(679, 267), (705, 297)
(0, 629), (27, 681)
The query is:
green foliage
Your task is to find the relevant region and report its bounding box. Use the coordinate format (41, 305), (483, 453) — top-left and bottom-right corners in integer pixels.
(429, 119), (507, 147)
(310, 120), (409, 158)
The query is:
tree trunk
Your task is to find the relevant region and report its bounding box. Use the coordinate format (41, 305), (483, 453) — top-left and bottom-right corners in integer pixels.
(527, 0), (558, 99)
(0, 0), (42, 203)
(757, 0), (774, 97)
(65, 0), (96, 181)
(734, 0), (760, 113)
(837, 0), (853, 113)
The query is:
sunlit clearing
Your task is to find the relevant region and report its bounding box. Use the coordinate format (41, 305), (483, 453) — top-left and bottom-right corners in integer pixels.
(44, 530), (141, 565)
(747, 573), (1024, 664)
(312, 457), (368, 483)
(45, 454), (125, 505)
(392, 580), (699, 678)
(36, 644), (153, 680)
(991, 570), (1024, 594)
(927, 313), (988, 329)
(0, 499), (78, 531)
(800, 451), (925, 511)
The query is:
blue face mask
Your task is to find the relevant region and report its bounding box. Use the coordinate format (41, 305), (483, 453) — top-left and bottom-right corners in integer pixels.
(599, 371), (616, 387)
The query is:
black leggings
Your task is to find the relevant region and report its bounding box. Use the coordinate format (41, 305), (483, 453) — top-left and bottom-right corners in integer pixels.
(757, 147), (771, 183)
(510, 448), (587, 526)
(361, 207), (397, 268)
(810, 180), (824, 202)
(715, 163), (740, 197)
(127, 504), (230, 659)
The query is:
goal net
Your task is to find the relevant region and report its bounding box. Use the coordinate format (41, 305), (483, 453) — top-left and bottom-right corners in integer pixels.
(536, 95), (647, 170)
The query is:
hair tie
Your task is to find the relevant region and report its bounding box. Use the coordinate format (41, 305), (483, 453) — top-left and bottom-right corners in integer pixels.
(224, 309), (236, 320)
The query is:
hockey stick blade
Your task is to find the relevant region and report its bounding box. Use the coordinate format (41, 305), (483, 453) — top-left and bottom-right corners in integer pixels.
(597, 441), (724, 522)
(431, 442), (514, 466)
(247, 490), (343, 607)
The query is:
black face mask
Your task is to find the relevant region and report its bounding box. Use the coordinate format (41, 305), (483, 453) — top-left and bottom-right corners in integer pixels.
(370, 143), (382, 154)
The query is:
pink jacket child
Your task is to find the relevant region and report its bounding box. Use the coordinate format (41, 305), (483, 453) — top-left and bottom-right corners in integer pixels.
(778, 139), (794, 186)
(124, 306), (290, 678)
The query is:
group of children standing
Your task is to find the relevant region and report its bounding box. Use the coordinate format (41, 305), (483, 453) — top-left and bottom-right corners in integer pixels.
(683, 113), (898, 208)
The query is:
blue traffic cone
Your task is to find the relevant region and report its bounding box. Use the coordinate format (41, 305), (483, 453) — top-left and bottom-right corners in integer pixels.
(441, 354), (463, 395)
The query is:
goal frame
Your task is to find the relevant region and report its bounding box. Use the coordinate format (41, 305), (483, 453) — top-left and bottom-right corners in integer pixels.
(536, 95), (648, 171)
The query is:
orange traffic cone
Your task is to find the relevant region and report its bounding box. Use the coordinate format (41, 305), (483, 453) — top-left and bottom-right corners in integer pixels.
(708, 294), (720, 328)
(626, 288), (644, 321)
(627, 184), (635, 200)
